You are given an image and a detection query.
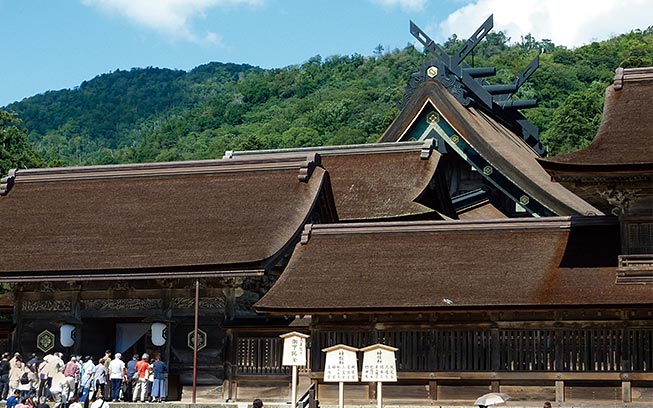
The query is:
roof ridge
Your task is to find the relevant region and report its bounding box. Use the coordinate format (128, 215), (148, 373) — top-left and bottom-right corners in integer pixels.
(224, 140), (431, 159)
(613, 66), (653, 90)
(0, 169), (16, 196)
(7, 154), (322, 186)
(301, 216), (615, 242)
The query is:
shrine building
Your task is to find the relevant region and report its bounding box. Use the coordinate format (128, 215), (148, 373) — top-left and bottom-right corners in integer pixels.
(0, 16), (651, 405)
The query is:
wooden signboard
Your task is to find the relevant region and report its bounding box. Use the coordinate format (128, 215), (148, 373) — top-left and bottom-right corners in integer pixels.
(323, 344), (359, 408)
(281, 331), (308, 366)
(323, 344), (359, 382)
(280, 332), (309, 407)
(361, 344), (398, 382)
(361, 344), (398, 408)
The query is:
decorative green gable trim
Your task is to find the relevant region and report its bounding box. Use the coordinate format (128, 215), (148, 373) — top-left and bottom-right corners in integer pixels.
(400, 104), (555, 217)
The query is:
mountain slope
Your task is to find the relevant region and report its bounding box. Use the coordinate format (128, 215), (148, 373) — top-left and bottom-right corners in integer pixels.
(4, 27), (653, 168)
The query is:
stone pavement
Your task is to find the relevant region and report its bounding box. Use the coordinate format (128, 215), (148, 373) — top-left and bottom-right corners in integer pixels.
(109, 401), (652, 408)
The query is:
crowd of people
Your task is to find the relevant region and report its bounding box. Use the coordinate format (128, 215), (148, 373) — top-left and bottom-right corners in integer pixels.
(0, 351), (167, 408)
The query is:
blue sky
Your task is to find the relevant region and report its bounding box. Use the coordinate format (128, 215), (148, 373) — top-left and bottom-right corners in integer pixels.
(1, 0), (652, 107)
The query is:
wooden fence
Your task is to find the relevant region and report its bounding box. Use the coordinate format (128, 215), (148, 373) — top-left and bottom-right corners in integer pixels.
(310, 328), (652, 372)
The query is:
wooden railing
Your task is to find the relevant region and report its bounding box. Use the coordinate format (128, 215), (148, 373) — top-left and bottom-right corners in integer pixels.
(236, 335), (290, 375)
(311, 328), (653, 373)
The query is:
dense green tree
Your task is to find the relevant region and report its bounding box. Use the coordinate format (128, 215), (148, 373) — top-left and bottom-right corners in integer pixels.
(541, 82), (606, 154)
(4, 27), (653, 164)
(0, 110), (42, 176)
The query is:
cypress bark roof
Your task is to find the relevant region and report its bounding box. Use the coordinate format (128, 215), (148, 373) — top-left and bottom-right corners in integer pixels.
(0, 156), (334, 281)
(225, 141), (454, 220)
(378, 80), (599, 216)
(255, 216), (652, 314)
(539, 67), (653, 172)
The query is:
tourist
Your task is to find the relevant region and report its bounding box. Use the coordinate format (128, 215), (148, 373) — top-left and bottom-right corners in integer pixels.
(36, 358), (48, 399)
(253, 398), (263, 408)
(14, 398), (31, 408)
(16, 368), (32, 400)
(89, 395), (109, 408)
(6, 390), (20, 408)
(45, 354), (64, 400)
(150, 355), (166, 403)
(91, 359), (107, 401)
(49, 367), (66, 408)
(25, 356), (39, 376)
(544, 402), (551, 408)
(79, 357), (94, 408)
(131, 354), (150, 403)
(67, 395), (82, 408)
(101, 352), (111, 399)
(0, 353), (11, 400)
(107, 354), (125, 402)
(34, 397), (48, 408)
(124, 355), (138, 402)
(9, 354), (21, 370)
(9, 360), (28, 397)
(74, 357), (83, 396)
(62, 357), (79, 403)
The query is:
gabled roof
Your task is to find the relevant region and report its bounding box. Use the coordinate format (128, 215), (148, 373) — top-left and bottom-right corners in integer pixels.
(378, 80), (600, 217)
(255, 216), (652, 314)
(0, 155), (336, 281)
(538, 67), (653, 214)
(224, 141), (454, 220)
(539, 67), (653, 173)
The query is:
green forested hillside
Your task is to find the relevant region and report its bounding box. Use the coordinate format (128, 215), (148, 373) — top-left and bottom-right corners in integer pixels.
(3, 27), (653, 171)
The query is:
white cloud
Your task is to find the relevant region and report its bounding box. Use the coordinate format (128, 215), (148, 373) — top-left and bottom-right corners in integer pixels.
(435, 0), (653, 48)
(370, 0), (426, 12)
(81, 0), (263, 44)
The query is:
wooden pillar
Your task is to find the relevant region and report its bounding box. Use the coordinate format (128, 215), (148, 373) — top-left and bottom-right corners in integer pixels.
(622, 319), (631, 372)
(490, 327), (500, 371)
(223, 287), (236, 321)
(163, 285), (173, 400)
(311, 378), (318, 401)
(555, 380), (565, 403)
(490, 380), (500, 392)
(71, 288), (82, 356)
(11, 287), (23, 352)
(223, 329), (234, 401)
(368, 382), (376, 400)
(622, 380), (631, 403)
(555, 329), (563, 371)
(428, 380), (437, 400)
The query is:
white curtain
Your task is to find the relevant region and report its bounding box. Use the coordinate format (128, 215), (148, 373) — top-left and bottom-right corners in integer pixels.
(115, 323), (150, 354)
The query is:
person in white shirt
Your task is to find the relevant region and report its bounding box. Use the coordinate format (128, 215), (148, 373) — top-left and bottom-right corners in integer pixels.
(79, 357), (95, 408)
(107, 354), (125, 402)
(49, 368), (66, 408)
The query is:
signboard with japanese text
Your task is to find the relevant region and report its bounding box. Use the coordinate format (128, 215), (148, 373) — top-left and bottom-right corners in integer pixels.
(361, 344), (398, 382)
(281, 331), (309, 366)
(323, 344), (359, 383)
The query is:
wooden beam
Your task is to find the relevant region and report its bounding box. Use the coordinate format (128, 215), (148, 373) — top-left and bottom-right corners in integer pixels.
(309, 371), (653, 381)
